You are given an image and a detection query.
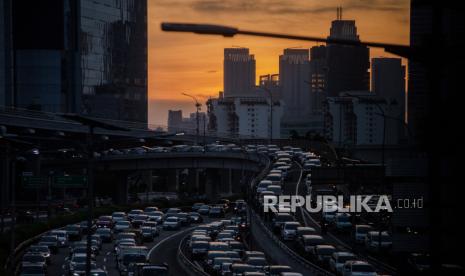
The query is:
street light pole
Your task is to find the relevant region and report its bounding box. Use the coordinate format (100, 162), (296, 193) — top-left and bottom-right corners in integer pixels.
(182, 93), (202, 146)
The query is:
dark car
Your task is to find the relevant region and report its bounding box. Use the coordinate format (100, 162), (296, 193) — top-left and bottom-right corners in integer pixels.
(95, 228), (112, 243)
(38, 235), (59, 254)
(209, 207), (225, 218)
(132, 214), (149, 228)
(64, 224), (82, 241)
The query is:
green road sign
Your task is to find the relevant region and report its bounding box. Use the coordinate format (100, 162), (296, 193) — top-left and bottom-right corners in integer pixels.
(53, 176), (87, 188)
(21, 176), (47, 188)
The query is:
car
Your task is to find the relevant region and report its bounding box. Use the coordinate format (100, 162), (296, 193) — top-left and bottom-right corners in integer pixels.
(364, 231), (392, 251)
(162, 216), (181, 230)
(354, 224), (373, 243)
(208, 242), (230, 251)
(95, 228), (113, 243)
(64, 224), (81, 241)
(176, 212), (191, 226)
(112, 212), (127, 222)
(265, 173), (282, 186)
(406, 253), (431, 274)
(272, 213), (294, 233)
(128, 209), (144, 221)
(212, 257), (233, 273)
(27, 245), (51, 264)
(198, 205), (210, 215)
(164, 208), (181, 218)
(49, 230), (69, 247)
(142, 221), (159, 236)
(141, 227), (154, 242)
(146, 211), (164, 223)
(191, 241), (209, 259)
(132, 214), (149, 228)
(96, 219), (113, 229)
(246, 257), (268, 269)
(296, 227), (316, 239)
(118, 253), (147, 275)
(90, 268), (108, 276)
(206, 251), (228, 267)
(312, 245), (336, 265)
(298, 235), (325, 254)
(144, 206), (159, 213)
(19, 264), (46, 276)
(266, 185), (283, 196)
(188, 212), (203, 223)
(192, 202), (206, 212)
(69, 261), (97, 276)
(229, 263), (261, 276)
(114, 221), (131, 233)
(21, 253), (46, 268)
(329, 252), (357, 275)
(234, 200), (247, 215)
(334, 213), (352, 231)
(263, 265), (292, 276)
(209, 206), (225, 218)
(130, 263), (169, 276)
(38, 235), (59, 253)
(342, 261), (377, 276)
(281, 221), (301, 241)
(244, 251), (266, 260)
(256, 180), (273, 194)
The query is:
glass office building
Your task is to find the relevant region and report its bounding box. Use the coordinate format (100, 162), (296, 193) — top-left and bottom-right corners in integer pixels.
(9, 0), (147, 122)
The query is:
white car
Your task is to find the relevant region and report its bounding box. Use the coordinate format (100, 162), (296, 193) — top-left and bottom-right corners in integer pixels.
(49, 230), (69, 247)
(256, 180), (272, 194)
(163, 216), (181, 230)
(329, 252), (357, 275)
(114, 221), (131, 232)
(281, 221), (301, 241)
(365, 231), (392, 251)
(343, 261), (377, 276)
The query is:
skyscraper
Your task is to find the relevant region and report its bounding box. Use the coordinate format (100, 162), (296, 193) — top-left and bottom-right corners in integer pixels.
(279, 48), (311, 122)
(223, 48), (255, 97)
(7, 0), (148, 122)
(309, 45), (327, 114)
(325, 13), (370, 97)
(371, 58), (406, 120)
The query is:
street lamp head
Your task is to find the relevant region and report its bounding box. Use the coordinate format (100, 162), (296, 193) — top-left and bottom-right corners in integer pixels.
(161, 22), (238, 37)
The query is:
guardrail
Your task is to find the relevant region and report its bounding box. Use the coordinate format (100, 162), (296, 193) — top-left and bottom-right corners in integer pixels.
(177, 234), (209, 276)
(250, 209), (334, 276)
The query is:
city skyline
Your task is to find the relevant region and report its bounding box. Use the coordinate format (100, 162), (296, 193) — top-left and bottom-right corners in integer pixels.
(148, 0), (410, 125)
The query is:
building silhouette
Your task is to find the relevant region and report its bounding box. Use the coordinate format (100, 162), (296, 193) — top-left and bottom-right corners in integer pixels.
(372, 58), (406, 121)
(223, 48), (256, 97)
(325, 14), (370, 97)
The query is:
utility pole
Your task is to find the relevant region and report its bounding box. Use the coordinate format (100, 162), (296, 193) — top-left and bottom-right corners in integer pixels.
(182, 93), (202, 146)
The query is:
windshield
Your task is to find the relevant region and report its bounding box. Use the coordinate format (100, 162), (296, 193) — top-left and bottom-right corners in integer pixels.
(41, 237), (56, 242)
(317, 247), (335, 255)
(285, 224), (298, 230)
(142, 268), (168, 276)
(166, 217), (178, 222)
(337, 216), (350, 222)
(96, 229), (110, 234)
(71, 256), (86, 263)
(74, 263), (97, 271)
(357, 226), (371, 233)
(305, 238), (322, 245)
(117, 221), (130, 226)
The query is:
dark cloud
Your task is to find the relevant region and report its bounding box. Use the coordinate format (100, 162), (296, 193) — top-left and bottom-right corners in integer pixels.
(189, 0), (407, 15)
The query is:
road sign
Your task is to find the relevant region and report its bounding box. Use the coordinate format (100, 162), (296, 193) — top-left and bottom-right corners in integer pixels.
(21, 176), (47, 188)
(53, 176), (87, 188)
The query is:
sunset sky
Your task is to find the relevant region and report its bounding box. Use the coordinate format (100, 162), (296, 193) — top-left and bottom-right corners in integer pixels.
(147, 0), (410, 126)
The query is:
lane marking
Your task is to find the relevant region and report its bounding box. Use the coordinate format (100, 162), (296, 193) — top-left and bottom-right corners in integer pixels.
(148, 226), (197, 258)
(294, 162), (308, 227)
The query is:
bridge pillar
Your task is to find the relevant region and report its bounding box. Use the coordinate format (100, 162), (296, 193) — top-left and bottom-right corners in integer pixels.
(205, 169), (220, 201)
(95, 171), (128, 205)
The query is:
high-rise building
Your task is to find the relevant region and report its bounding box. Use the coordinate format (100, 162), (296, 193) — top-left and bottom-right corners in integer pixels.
(0, 0), (7, 106)
(372, 58), (406, 120)
(7, 0), (148, 122)
(207, 92), (282, 139)
(223, 48), (255, 97)
(279, 48), (311, 122)
(309, 45), (327, 114)
(167, 110), (183, 132)
(325, 14), (370, 97)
